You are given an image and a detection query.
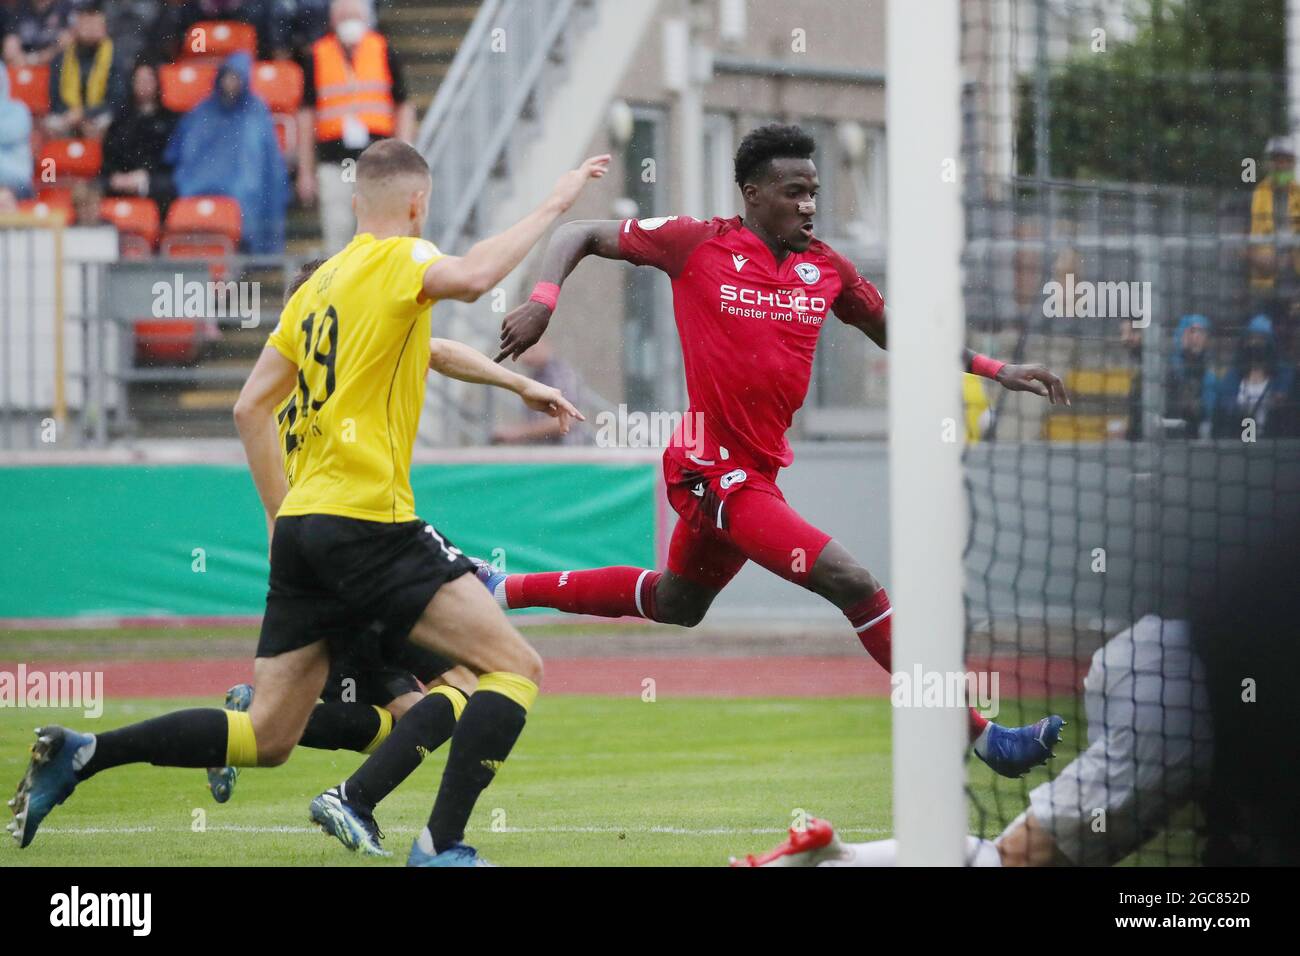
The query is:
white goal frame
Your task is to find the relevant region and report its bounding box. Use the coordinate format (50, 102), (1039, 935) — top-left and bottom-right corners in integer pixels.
(886, 0), (969, 865)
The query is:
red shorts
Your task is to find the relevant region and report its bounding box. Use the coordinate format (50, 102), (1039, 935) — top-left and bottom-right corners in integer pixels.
(662, 446), (832, 591)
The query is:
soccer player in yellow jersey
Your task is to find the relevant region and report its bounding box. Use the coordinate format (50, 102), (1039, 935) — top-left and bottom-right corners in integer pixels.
(201, 258), (584, 828)
(10, 140), (608, 866)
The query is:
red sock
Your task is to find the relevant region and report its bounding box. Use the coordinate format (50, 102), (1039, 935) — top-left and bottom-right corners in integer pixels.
(844, 589), (988, 742)
(844, 589), (893, 671)
(505, 567), (661, 620)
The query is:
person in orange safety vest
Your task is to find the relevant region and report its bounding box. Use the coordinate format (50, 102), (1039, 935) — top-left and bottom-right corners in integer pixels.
(296, 0), (415, 251)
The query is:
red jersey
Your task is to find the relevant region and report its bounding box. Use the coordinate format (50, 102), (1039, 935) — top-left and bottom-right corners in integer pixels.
(619, 215), (885, 475)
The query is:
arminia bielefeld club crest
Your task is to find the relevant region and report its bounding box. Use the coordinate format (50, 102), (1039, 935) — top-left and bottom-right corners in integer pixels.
(794, 262), (821, 284)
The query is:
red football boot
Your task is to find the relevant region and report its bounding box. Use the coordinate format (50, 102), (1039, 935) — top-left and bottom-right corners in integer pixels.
(730, 817), (844, 867)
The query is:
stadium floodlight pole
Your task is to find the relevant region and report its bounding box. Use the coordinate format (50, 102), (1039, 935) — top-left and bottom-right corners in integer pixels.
(886, 0), (968, 865)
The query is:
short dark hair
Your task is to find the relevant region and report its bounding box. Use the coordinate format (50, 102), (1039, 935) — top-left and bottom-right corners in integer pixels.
(733, 124), (816, 187)
(356, 138), (430, 184)
(285, 257), (328, 305)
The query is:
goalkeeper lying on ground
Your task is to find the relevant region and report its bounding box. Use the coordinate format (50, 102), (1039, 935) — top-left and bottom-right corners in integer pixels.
(732, 614), (1211, 867)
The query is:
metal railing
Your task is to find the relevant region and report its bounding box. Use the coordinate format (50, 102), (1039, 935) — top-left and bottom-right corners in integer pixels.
(0, 238), (322, 449)
(0, 228), (610, 451)
(415, 0), (581, 254)
(411, 0), (591, 445)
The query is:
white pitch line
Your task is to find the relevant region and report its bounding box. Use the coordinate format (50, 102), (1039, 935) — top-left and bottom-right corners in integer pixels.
(40, 824), (892, 837)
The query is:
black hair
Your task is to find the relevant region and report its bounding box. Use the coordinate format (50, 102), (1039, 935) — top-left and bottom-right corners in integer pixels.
(733, 124), (816, 187)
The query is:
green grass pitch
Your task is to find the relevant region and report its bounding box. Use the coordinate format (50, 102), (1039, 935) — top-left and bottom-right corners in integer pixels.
(0, 694), (1074, 867)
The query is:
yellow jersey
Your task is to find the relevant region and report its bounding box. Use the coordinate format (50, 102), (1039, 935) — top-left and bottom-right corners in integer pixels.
(267, 232), (443, 522)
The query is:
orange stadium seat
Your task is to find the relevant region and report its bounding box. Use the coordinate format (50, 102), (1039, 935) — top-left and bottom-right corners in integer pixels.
(161, 195), (241, 258)
(160, 234), (236, 259)
(183, 21), (257, 60)
(133, 320), (205, 363)
(7, 65), (50, 116)
(160, 63), (218, 113)
(36, 184), (72, 206)
(38, 138), (103, 179)
(165, 195), (241, 243)
(100, 197), (161, 249)
(16, 195), (72, 224)
(251, 60), (303, 113)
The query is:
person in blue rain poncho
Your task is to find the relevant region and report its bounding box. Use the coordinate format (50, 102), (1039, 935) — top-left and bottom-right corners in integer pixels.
(0, 67), (34, 202)
(1164, 313), (1217, 438)
(166, 51), (288, 253)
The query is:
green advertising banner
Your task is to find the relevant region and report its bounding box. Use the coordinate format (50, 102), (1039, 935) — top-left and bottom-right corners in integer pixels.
(0, 461), (659, 621)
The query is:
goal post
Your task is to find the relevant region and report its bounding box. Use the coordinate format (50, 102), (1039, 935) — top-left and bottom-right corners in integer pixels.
(886, 0), (969, 865)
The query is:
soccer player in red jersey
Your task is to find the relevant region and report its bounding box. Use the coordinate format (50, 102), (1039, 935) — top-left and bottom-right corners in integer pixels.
(491, 125), (1071, 777)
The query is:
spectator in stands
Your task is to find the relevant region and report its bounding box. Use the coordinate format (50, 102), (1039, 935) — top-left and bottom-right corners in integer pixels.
(103, 61), (177, 214)
(284, 0), (329, 59)
(103, 0), (154, 73)
(1119, 317), (1144, 441)
(2, 0), (71, 68)
(195, 0), (286, 59)
(1249, 136), (1300, 317)
(166, 50), (288, 252)
(143, 0), (200, 65)
(492, 341), (591, 446)
(70, 173), (99, 222)
(1213, 314), (1297, 439)
(1164, 313), (1217, 439)
(0, 60), (34, 198)
(297, 0), (414, 251)
(44, 0), (125, 139)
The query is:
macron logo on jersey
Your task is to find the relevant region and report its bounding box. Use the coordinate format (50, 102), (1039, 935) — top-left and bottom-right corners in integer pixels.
(732, 253), (748, 272)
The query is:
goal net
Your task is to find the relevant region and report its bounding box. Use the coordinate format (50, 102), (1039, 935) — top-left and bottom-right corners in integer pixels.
(954, 0), (1300, 865)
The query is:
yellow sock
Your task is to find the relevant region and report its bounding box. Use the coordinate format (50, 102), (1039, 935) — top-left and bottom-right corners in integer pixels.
(224, 710), (259, 767)
(476, 672), (539, 712)
(361, 705), (393, 754)
(428, 684), (468, 720)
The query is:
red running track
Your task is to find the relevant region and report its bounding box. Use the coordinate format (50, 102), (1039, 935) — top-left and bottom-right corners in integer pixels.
(0, 656), (1089, 699)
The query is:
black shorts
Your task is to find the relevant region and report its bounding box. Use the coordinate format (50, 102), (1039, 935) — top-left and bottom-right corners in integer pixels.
(320, 620), (455, 706)
(256, 514), (476, 660)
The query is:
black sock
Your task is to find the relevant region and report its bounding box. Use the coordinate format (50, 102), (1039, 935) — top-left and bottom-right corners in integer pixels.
(78, 708), (229, 780)
(299, 703), (383, 752)
(427, 690), (527, 852)
(343, 689), (463, 810)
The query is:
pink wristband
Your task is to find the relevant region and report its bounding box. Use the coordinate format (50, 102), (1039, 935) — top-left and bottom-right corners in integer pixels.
(969, 353), (1006, 380)
(529, 282), (561, 312)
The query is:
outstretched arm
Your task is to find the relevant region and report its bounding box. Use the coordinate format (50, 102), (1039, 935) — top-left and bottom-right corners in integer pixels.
(428, 337), (584, 435)
(495, 219), (625, 361)
(963, 347), (1070, 405)
(844, 315), (1069, 405)
(837, 280), (1069, 406)
(421, 155), (611, 304)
